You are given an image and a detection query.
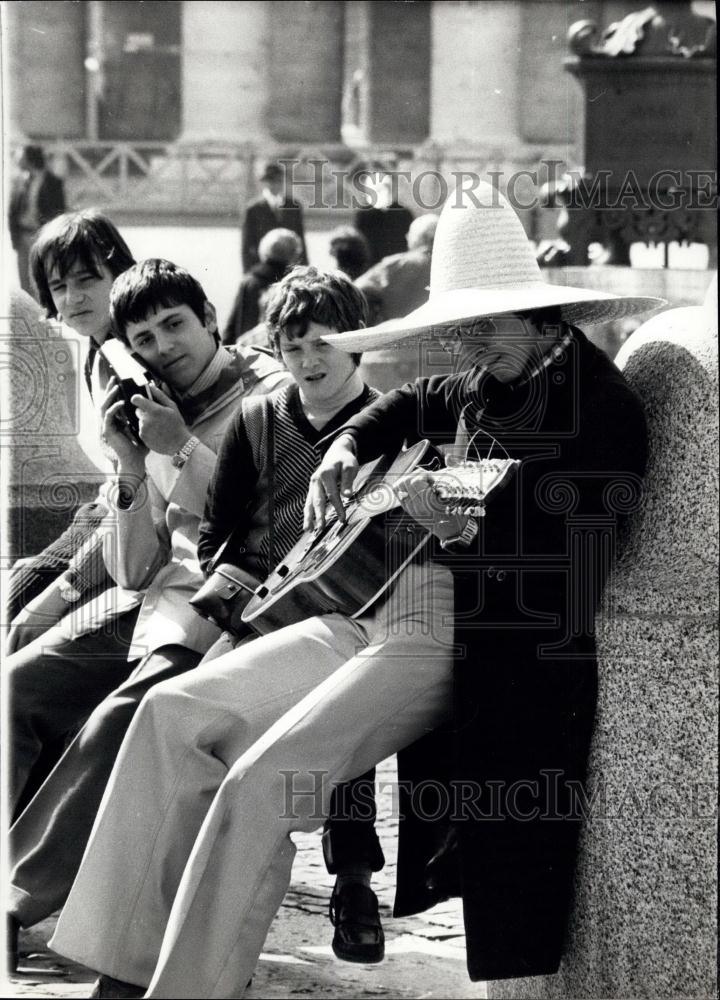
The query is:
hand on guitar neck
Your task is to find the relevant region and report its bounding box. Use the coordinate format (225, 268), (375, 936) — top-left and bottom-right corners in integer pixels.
(392, 471), (473, 545)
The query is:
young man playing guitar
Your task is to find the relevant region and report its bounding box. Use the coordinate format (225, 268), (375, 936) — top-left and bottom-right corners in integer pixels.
(49, 186), (660, 997)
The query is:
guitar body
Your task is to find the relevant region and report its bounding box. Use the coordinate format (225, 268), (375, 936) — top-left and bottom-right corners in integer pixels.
(242, 440), (440, 634)
(241, 439), (520, 636)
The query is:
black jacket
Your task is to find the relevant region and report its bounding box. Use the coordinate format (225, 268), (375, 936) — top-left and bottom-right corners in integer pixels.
(222, 260), (288, 345)
(353, 203), (414, 265)
(339, 329), (648, 981)
(9, 170), (66, 248)
(241, 197), (307, 274)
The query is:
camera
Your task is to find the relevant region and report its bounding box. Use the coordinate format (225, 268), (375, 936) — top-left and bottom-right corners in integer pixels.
(99, 340), (155, 442)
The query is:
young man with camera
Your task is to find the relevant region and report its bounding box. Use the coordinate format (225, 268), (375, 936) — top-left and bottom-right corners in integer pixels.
(6, 259), (287, 970)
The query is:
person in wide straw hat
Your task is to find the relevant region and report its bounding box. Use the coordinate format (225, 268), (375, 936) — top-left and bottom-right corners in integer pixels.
(301, 184), (664, 983)
(322, 179), (660, 355)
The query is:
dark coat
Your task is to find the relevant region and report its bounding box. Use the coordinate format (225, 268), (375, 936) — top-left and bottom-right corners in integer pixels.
(8, 170), (66, 248)
(353, 203), (414, 266)
(241, 197), (307, 274)
(222, 260), (288, 345)
(341, 329), (648, 981)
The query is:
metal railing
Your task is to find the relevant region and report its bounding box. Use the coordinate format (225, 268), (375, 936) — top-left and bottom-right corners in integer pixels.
(13, 140), (259, 216)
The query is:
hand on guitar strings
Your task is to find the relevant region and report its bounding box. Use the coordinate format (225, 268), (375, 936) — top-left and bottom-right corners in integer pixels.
(394, 471), (472, 544)
(304, 433), (359, 531)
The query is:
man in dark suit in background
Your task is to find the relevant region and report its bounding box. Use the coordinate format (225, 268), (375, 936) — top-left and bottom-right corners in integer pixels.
(241, 161), (307, 274)
(8, 145), (66, 296)
(353, 170), (414, 266)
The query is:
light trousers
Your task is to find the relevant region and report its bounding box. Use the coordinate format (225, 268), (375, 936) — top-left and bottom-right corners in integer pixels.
(50, 562), (455, 998)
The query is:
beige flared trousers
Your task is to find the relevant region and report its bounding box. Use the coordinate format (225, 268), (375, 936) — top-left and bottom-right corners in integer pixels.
(50, 562), (456, 998)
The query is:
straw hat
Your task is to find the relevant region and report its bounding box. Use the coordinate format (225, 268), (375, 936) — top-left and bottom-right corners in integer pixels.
(323, 182), (665, 352)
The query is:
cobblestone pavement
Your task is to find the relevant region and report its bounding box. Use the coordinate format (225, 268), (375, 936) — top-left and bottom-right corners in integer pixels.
(4, 758), (486, 1000)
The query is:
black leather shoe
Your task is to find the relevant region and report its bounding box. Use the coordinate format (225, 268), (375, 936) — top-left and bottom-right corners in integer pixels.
(329, 883), (385, 964)
(5, 915), (19, 976)
(89, 975), (145, 998)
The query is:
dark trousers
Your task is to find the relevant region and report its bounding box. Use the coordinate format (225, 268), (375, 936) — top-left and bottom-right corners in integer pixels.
(8, 606), (140, 814)
(10, 642), (202, 927)
(7, 502), (111, 622)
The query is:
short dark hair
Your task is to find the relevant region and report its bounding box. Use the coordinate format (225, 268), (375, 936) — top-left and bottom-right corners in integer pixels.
(328, 226), (371, 281)
(30, 208), (135, 318)
(110, 259), (210, 344)
(264, 266), (367, 366)
(260, 161), (284, 183)
(22, 144), (46, 170)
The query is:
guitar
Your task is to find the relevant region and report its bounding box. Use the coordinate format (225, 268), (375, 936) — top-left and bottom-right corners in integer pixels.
(239, 440), (519, 636)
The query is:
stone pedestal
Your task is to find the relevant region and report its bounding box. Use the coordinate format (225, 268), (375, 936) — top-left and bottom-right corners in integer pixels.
(489, 281), (718, 999)
(179, 0), (271, 144)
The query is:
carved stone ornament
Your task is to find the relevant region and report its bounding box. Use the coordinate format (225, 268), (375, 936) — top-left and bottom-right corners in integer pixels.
(568, 3), (715, 59)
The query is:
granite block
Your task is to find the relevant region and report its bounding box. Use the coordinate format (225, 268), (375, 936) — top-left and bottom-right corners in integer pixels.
(489, 281), (718, 999)
(2, 290), (106, 563)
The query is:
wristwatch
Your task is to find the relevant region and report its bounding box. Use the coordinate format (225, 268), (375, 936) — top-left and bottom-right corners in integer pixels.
(171, 435), (200, 469)
(439, 519), (478, 551)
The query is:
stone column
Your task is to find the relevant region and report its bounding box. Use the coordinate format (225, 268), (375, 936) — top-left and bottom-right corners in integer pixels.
(429, 0), (523, 150)
(341, 0), (430, 147)
(179, 0), (272, 144)
(268, 1), (344, 144)
(3, 0), (86, 141)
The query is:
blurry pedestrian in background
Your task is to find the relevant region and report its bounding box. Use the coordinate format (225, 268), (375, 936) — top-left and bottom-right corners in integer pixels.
(328, 226), (372, 280)
(8, 145), (66, 296)
(223, 228), (302, 345)
(241, 161), (307, 274)
(353, 168), (413, 266)
(357, 213), (438, 323)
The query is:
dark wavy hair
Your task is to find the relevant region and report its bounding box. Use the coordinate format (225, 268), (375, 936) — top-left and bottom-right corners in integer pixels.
(328, 226), (371, 281)
(110, 258), (212, 345)
(30, 209), (135, 319)
(264, 266), (367, 366)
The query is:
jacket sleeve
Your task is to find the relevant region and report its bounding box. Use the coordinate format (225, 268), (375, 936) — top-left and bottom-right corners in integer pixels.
(241, 204), (260, 273)
(331, 377), (459, 463)
(293, 206), (308, 265)
(197, 410), (258, 575)
(223, 287), (242, 345)
(328, 382), (422, 463)
(101, 474), (170, 591)
(144, 439), (221, 520)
